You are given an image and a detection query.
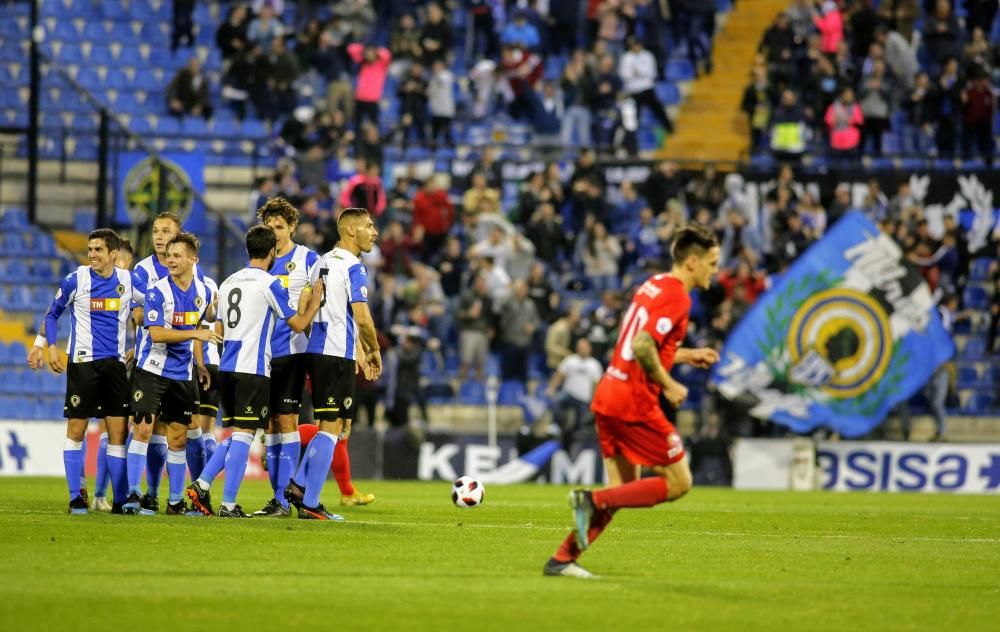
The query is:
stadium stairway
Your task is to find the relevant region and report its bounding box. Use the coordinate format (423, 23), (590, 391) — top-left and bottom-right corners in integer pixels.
(661, 0), (788, 163)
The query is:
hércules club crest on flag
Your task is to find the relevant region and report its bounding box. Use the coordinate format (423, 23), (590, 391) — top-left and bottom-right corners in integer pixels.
(713, 212), (955, 438)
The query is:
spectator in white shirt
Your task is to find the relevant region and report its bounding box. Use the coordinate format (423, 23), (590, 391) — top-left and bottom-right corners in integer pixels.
(618, 36), (673, 133)
(428, 59), (456, 148)
(546, 338), (604, 444)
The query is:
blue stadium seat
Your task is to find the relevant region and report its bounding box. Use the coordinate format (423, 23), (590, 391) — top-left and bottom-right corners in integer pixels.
(89, 42), (114, 64)
(666, 59), (695, 82)
(656, 82), (681, 105)
(970, 257), (993, 281)
(957, 365), (980, 388)
(181, 117), (209, 137)
(960, 336), (987, 360)
(106, 69), (130, 91)
(498, 380), (526, 405)
(33, 233), (57, 257)
(1, 207), (29, 229)
(55, 43), (84, 65)
(31, 260), (57, 283)
(76, 67), (102, 90)
(962, 392), (995, 414)
(12, 396), (33, 420)
(0, 342), (9, 365)
(40, 372), (63, 396)
(963, 286), (989, 311)
(51, 20), (79, 41)
(154, 116), (181, 135)
(459, 381), (487, 405)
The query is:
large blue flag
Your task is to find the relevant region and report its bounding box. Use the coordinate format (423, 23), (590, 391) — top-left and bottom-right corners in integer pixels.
(712, 212), (955, 438)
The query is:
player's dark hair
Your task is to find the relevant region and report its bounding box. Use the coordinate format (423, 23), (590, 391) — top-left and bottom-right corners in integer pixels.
(671, 224), (719, 265)
(338, 207), (370, 226)
(257, 196), (300, 227)
(118, 236), (134, 256)
(167, 232), (200, 256)
(88, 228), (121, 252)
(154, 211), (183, 231)
(246, 224), (277, 259)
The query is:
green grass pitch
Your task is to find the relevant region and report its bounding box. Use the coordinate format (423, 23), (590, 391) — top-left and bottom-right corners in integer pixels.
(1, 478), (998, 631)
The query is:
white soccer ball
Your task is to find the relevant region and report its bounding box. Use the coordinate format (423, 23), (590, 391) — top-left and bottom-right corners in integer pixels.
(451, 476), (485, 508)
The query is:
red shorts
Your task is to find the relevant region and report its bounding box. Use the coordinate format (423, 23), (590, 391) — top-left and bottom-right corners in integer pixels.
(595, 412), (686, 467)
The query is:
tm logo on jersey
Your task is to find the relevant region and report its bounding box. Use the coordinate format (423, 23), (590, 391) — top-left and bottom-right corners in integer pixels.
(171, 311), (200, 326)
(90, 298), (121, 311)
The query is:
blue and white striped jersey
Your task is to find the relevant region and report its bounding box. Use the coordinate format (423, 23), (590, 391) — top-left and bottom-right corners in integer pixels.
(269, 244), (320, 358)
(202, 276), (221, 366)
(217, 267), (297, 377)
(306, 247), (368, 360)
(136, 275), (212, 381)
(44, 266), (133, 363)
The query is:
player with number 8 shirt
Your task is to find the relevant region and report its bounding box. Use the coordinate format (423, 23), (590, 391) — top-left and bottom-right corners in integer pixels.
(544, 224), (723, 579)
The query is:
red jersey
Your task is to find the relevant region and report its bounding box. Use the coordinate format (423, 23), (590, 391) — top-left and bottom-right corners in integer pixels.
(591, 274), (691, 422)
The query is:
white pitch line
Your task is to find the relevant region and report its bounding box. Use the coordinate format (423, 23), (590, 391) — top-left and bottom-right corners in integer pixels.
(1, 510), (996, 544)
(348, 520), (1000, 544)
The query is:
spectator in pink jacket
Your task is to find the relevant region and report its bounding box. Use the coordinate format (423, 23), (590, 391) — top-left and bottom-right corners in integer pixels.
(339, 160), (387, 217)
(347, 42), (391, 131)
(825, 87), (864, 156)
(812, 1), (844, 55)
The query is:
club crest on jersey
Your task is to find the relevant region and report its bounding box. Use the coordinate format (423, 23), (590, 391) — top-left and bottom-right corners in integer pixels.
(116, 284), (126, 296)
(343, 397), (353, 410)
(261, 406), (269, 418)
(70, 395), (81, 407)
(133, 390), (144, 402)
(286, 261), (296, 272)
(195, 296), (204, 308)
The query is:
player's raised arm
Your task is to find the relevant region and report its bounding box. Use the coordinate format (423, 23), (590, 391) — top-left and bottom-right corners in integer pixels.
(631, 330), (687, 408)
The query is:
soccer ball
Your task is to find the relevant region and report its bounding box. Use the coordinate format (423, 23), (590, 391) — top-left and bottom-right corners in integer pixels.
(451, 476), (485, 508)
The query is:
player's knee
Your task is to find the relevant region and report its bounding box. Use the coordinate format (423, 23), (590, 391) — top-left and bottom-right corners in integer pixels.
(667, 467), (693, 500)
(277, 414), (297, 434)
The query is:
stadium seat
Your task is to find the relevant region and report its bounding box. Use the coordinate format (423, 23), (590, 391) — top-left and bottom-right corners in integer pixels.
(970, 258), (993, 281)
(1, 207), (29, 229)
(960, 336), (987, 360)
(0, 342), (9, 366)
(957, 366), (980, 388)
(459, 381), (487, 405)
(963, 286), (989, 311)
(498, 380), (526, 405)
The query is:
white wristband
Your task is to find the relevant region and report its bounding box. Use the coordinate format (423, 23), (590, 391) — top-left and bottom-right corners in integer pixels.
(33, 334), (46, 349)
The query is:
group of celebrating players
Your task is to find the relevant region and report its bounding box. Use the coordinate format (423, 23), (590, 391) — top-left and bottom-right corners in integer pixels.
(32, 191), (724, 578)
(31, 200), (382, 520)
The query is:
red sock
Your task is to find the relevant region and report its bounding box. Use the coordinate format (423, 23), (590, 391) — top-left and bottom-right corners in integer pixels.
(331, 438), (355, 496)
(591, 477), (668, 511)
(552, 509), (616, 563)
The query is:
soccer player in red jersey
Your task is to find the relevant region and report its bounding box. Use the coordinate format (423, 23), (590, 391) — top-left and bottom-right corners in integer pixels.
(544, 224), (722, 578)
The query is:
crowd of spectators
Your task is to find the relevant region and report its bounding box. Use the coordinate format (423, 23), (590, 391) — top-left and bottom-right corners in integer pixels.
(743, 0), (998, 160)
(159, 1), (727, 160)
(248, 122), (998, 442)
